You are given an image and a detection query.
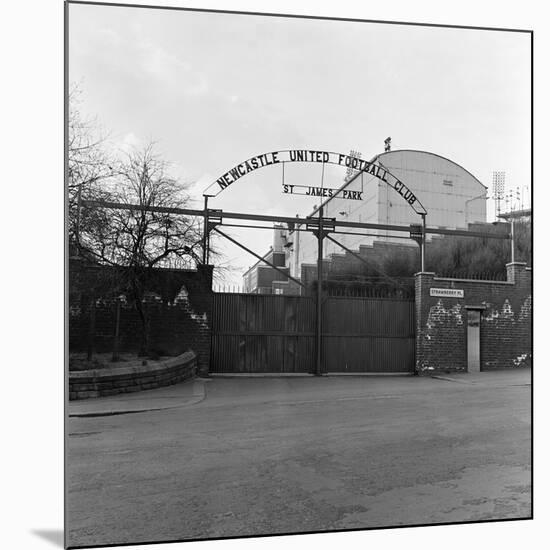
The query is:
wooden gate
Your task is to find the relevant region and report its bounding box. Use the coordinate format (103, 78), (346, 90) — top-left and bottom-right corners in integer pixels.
(322, 296), (415, 373)
(210, 293), (315, 373)
(210, 293), (415, 374)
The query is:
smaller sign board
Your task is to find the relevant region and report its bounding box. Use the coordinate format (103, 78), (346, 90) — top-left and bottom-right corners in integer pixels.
(282, 184), (362, 200)
(430, 288), (464, 298)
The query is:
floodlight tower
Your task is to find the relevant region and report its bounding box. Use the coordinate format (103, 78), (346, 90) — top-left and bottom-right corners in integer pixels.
(492, 171), (505, 220)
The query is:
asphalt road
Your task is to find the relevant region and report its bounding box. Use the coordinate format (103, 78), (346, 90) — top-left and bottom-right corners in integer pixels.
(66, 369), (531, 547)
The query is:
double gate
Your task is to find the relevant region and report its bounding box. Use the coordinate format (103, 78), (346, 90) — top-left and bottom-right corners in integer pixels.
(210, 293), (415, 374)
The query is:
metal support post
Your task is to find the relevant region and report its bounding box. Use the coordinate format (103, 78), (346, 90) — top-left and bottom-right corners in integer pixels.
(202, 195), (209, 264)
(315, 205), (324, 377)
(206, 225), (211, 264)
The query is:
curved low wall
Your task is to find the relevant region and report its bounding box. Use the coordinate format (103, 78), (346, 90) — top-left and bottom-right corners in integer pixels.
(69, 351), (197, 400)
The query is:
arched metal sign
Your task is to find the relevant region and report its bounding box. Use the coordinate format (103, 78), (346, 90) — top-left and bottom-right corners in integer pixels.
(204, 149), (427, 215)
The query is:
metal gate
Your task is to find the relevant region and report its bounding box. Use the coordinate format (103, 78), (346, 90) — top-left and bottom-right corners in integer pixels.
(210, 293), (415, 374)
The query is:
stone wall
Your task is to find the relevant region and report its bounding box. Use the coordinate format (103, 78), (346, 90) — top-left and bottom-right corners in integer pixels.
(69, 351), (196, 400)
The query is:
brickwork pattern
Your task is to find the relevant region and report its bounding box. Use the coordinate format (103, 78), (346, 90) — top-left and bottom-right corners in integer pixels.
(415, 263), (532, 374)
(69, 261), (214, 375)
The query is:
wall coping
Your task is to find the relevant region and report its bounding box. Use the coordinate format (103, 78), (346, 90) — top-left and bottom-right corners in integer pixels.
(301, 262), (329, 268)
(70, 351), (196, 379)
(328, 252), (347, 258)
(433, 276), (513, 286)
(255, 264), (288, 272)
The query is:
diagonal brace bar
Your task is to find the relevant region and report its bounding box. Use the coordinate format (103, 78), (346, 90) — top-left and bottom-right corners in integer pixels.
(324, 234), (402, 287)
(212, 227), (306, 289)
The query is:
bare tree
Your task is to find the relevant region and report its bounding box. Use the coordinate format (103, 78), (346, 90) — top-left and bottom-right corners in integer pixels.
(68, 84), (114, 250)
(69, 84), (224, 356)
(79, 144), (204, 356)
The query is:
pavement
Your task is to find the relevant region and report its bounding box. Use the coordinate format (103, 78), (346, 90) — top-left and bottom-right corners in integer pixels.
(68, 378), (208, 417)
(68, 368), (530, 417)
(66, 367), (532, 548)
(430, 368), (533, 386)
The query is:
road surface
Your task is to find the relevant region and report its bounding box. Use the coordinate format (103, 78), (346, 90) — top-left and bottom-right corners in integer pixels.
(67, 369), (531, 547)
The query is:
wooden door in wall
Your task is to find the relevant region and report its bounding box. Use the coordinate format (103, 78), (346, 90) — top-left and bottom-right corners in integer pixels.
(467, 309), (481, 373)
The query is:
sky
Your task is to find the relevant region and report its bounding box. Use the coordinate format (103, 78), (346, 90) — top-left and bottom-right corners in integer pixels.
(68, 2), (531, 285)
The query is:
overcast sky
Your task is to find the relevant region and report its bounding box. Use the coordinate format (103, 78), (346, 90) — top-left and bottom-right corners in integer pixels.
(68, 3), (531, 285)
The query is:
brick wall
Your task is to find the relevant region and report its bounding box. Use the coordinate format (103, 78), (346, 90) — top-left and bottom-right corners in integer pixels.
(69, 260), (214, 375)
(415, 262), (532, 374)
(272, 279), (302, 295)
